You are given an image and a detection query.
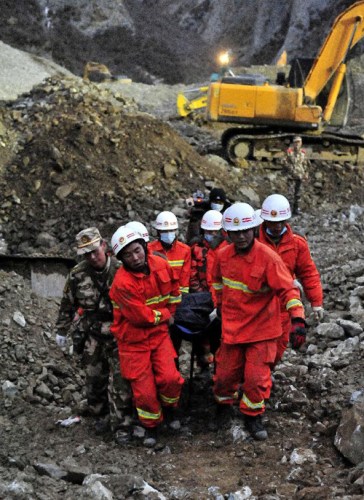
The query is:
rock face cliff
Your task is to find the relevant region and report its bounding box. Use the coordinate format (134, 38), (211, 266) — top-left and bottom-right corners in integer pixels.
(1, 0), (362, 84)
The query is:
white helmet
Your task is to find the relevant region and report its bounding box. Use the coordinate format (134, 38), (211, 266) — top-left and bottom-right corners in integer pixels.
(201, 210), (223, 230)
(260, 194), (291, 221)
(154, 211), (178, 230)
(126, 221), (149, 242)
(223, 202), (263, 231)
(111, 226), (143, 255)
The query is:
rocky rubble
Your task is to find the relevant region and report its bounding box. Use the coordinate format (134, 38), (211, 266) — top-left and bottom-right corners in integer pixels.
(1, 201), (364, 497)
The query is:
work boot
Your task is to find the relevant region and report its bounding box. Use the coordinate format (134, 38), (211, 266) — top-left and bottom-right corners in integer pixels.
(143, 427), (158, 448)
(244, 414), (268, 441)
(114, 427), (132, 445)
(209, 404), (234, 432)
(163, 407), (181, 431)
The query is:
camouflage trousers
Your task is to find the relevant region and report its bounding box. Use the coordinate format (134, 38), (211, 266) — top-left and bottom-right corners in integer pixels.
(287, 178), (302, 215)
(82, 336), (132, 432)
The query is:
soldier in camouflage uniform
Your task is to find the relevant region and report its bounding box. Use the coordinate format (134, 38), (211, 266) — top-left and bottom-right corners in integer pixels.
(282, 136), (310, 215)
(55, 227), (132, 443)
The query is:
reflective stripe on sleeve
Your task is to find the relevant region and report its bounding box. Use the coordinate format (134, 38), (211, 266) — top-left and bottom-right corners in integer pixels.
(111, 300), (120, 309)
(146, 294), (170, 306)
(286, 298), (303, 311)
(153, 310), (161, 325)
(168, 294), (182, 304)
(179, 286), (189, 294)
(212, 282), (223, 291)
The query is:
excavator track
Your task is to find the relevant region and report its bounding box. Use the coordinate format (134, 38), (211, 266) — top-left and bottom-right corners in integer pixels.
(223, 128), (364, 165)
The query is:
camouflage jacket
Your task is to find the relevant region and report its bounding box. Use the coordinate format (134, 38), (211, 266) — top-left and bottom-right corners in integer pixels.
(282, 148), (310, 181)
(55, 256), (121, 338)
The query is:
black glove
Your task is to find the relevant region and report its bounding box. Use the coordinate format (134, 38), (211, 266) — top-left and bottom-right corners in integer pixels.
(290, 318), (307, 350)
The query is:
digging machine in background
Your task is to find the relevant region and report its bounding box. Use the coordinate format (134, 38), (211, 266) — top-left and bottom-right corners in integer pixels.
(177, 1), (364, 165)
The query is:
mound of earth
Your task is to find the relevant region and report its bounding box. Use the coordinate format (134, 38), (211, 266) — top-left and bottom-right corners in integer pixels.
(0, 76), (217, 256)
(1, 75), (363, 258)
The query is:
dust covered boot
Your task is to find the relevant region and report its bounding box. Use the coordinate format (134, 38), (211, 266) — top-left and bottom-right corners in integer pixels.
(163, 407), (181, 431)
(209, 404), (234, 432)
(114, 427), (132, 445)
(244, 414), (268, 441)
(143, 427), (158, 448)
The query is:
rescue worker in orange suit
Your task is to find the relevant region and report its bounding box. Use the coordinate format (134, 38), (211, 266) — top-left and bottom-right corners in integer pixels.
(109, 226), (184, 447)
(257, 194), (323, 366)
(189, 210), (229, 368)
(148, 211), (191, 357)
(211, 203), (306, 440)
(149, 211), (191, 295)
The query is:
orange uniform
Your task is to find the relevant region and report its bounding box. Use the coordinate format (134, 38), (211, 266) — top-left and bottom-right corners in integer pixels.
(212, 240), (304, 343)
(211, 240), (305, 416)
(109, 254), (184, 428)
(148, 239), (191, 294)
(258, 224), (322, 363)
(258, 224), (322, 306)
(190, 237), (229, 293)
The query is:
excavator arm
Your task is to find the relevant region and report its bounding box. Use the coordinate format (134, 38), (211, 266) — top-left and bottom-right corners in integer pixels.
(176, 86), (209, 117)
(304, 1), (364, 103)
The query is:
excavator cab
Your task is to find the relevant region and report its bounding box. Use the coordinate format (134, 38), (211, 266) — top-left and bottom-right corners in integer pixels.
(83, 62), (115, 83)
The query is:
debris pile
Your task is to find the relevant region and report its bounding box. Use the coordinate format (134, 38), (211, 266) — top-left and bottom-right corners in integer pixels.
(0, 77), (215, 256)
(1, 77), (364, 259)
(1, 201), (364, 496)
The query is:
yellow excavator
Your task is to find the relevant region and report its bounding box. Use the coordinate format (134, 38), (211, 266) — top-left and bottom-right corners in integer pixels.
(178, 1), (364, 164)
(83, 62), (115, 82)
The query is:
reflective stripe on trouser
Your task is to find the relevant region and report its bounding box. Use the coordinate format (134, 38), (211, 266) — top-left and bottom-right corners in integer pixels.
(213, 340), (277, 416)
(274, 312), (291, 367)
(83, 336), (132, 430)
(118, 332), (184, 428)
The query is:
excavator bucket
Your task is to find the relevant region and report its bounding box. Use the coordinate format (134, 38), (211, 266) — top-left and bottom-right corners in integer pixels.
(276, 50), (287, 67)
(324, 72), (351, 127)
(176, 86), (209, 117)
(176, 93), (191, 117)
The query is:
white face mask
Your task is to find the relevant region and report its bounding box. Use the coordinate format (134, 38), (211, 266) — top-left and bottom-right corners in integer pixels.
(211, 202), (224, 212)
(160, 232), (176, 245)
